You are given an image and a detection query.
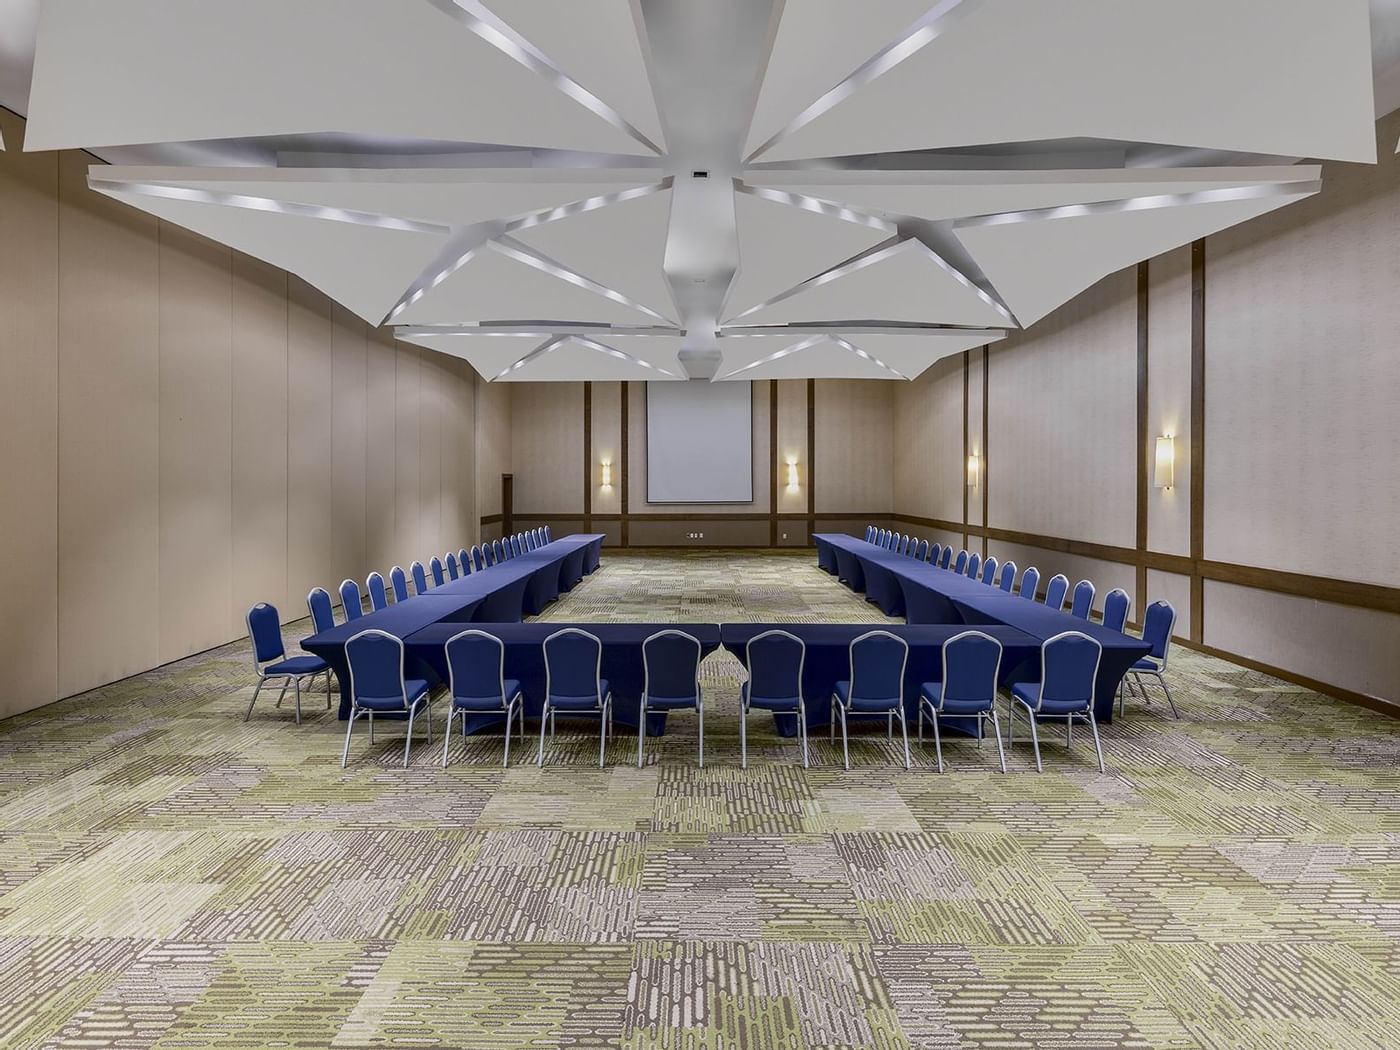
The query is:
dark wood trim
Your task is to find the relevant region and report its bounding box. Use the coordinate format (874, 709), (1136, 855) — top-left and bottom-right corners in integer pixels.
(980, 346), (989, 557)
(806, 379), (816, 542)
(1190, 238), (1206, 642)
(620, 381), (630, 547)
(1135, 260), (1150, 617)
(769, 380), (779, 546)
(480, 513), (504, 525)
(582, 381), (592, 534)
(961, 351), (970, 550)
(1177, 638), (1398, 719)
(501, 474), (513, 535)
(1198, 561), (1400, 616)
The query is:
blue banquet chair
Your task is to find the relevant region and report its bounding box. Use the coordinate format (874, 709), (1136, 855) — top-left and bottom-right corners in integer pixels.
(898, 534), (910, 556)
(512, 535), (525, 558)
(918, 630), (1005, 773)
(940, 546), (953, 569)
(338, 579), (364, 621)
(953, 550), (968, 575)
(342, 629), (432, 768)
(1102, 588), (1131, 633)
(539, 629), (614, 768)
(1019, 566), (1040, 600)
(966, 551), (981, 580)
(244, 602), (331, 724)
(483, 542), (496, 567)
(1009, 631), (1104, 773)
(639, 630), (705, 768)
(998, 560), (1018, 592)
(389, 566), (410, 603)
(366, 571), (389, 611)
(1070, 580), (1096, 619)
(544, 526), (553, 543)
(1043, 574), (1070, 611)
(307, 587), (336, 633)
(930, 543), (942, 567)
(429, 556), (446, 587)
(471, 546), (486, 572)
(740, 630), (808, 769)
(915, 539), (929, 562)
(442, 630), (524, 768)
(865, 525), (876, 543)
(411, 560), (429, 594)
(459, 548), (472, 576)
(980, 555), (998, 585)
(492, 539), (506, 563)
(831, 630), (910, 770)
(445, 552), (460, 580)
(1124, 601), (1179, 719)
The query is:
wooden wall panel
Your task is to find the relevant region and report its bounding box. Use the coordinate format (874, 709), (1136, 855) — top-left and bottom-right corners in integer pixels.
(157, 223), (232, 663)
(364, 326), (397, 572)
(329, 305), (367, 590)
(591, 381), (622, 516)
(893, 355), (963, 523)
(0, 110), (59, 715)
(393, 342), (421, 569)
(814, 380), (892, 513)
(1146, 569), (1193, 639)
(450, 357), (478, 548)
(475, 378), (510, 522)
(56, 150), (161, 697)
(512, 382), (584, 513)
(1146, 246), (1192, 557)
(776, 380), (807, 517)
(965, 348), (986, 532)
(285, 277), (335, 615)
(418, 347), (446, 559)
(439, 357), (466, 551)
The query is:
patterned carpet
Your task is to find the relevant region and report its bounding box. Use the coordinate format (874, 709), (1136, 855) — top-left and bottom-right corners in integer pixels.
(2, 549), (1399, 1049)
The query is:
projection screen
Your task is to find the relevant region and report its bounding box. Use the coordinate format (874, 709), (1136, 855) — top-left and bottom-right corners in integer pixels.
(646, 381), (753, 504)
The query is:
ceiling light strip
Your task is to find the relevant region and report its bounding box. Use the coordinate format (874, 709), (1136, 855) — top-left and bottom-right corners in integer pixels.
(736, 182), (896, 234)
(492, 335), (571, 380)
(492, 236), (675, 323)
(955, 179), (1322, 228)
(829, 335), (910, 380)
(715, 334), (828, 380)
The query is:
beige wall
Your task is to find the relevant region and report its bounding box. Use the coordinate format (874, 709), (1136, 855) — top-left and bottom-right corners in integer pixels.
(0, 108), (480, 718)
(815, 380), (893, 514)
(893, 354), (964, 525)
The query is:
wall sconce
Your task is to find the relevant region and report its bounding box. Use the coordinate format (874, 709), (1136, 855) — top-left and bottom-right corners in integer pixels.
(600, 461), (612, 488)
(967, 453), (980, 489)
(1154, 435), (1175, 490)
(786, 457), (800, 492)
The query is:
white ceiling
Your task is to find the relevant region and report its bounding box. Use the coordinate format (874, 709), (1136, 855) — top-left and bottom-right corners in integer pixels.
(3, 0), (1392, 381)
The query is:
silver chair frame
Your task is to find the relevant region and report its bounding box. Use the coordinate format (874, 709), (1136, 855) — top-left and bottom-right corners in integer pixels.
(831, 630), (911, 770)
(1008, 631), (1105, 774)
(442, 629), (524, 768)
(341, 629), (432, 768)
(244, 604), (332, 724)
(741, 630), (808, 769)
(1121, 602), (1180, 719)
(637, 630), (705, 768)
(537, 628), (613, 768)
(918, 630), (1006, 773)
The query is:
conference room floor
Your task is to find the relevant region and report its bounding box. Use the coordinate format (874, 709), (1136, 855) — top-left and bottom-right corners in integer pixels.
(2, 550), (1398, 1049)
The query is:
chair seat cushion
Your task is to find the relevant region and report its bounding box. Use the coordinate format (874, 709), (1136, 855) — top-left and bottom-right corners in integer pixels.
(644, 694), (699, 711)
(357, 679), (430, 712)
(741, 682), (801, 712)
(549, 679), (609, 711)
(833, 680), (901, 713)
(919, 684), (992, 716)
(265, 655), (327, 677)
(1011, 682), (1088, 716)
(1132, 657), (1163, 673)
(453, 679), (522, 710)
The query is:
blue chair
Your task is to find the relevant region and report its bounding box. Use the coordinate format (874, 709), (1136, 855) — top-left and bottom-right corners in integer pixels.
(459, 549), (472, 576)
(307, 587), (336, 633)
(484, 542), (497, 567)
(1102, 588), (1131, 633)
(445, 552), (460, 580)
(366, 571), (389, 611)
(493, 539), (506, 563)
(1019, 566), (1040, 600)
(411, 560), (429, 594)
(513, 535), (525, 558)
(639, 630), (705, 768)
(471, 546), (485, 572)
(244, 602), (331, 724)
(544, 526), (552, 543)
(342, 629), (432, 768)
(389, 566), (410, 604)
(1069, 580), (1095, 619)
(998, 560), (1018, 593)
(918, 630), (1005, 773)
(980, 555), (998, 585)
(865, 525), (876, 543)
(940, 546), (952, 569)
(1009, 632), (1104, 773)
(534, 528), (544, 548)
(1043, 574), (1070, 611)
(1124, 601), (1179, 719)
(442, 630), (524, 767)
(953, 550), (968, 575)
(966, 551), (981, 580)
(915, 539), (929, 562)
(538, 629), (613, 767)
(740, 629), (808, 769)
(339, 579), (364, 622)
(430, 557), (446, 587)
(897, 535), (910, 556)
(930, 543), (942, 567)
(831, 630), (910, 770)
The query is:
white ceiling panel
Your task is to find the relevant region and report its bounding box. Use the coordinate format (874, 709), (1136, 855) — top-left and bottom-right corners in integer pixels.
(480, 0), (665, 149)
(397, 331), (550, 379)
(395, 241), (667, 326)
(955, 186), (1320, 327)
(25, 0), (652, 155)
(723, 190), (892, 322)
(715, 334), (905, 380)
(843, 330), (1007, 378)
(734, 239), (1013, 328)
(504, 335), (684, 381)
(757, 0), (1376, 164)
(512, 189), (678, 322)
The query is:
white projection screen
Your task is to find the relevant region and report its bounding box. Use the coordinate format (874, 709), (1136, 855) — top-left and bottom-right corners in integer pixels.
(647, 381), (753, 504)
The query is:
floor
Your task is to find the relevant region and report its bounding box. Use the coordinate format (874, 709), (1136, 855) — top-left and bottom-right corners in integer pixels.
(2, 550), (1399, 1049)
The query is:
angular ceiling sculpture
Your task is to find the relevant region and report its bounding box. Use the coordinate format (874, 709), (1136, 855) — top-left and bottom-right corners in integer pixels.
(27, 0), (1375, 380)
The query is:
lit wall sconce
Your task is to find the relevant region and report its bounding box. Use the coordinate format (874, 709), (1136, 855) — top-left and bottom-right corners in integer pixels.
(600, 461), (612, 488)
(786, 457), (800, 492)
(1154, 435), (1175, 490)
(967, 453), (980, 489)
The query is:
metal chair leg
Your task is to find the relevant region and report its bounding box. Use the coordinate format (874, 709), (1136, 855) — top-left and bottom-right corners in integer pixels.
(369, 711), (375, 745)
(917, 701), (924, 744)
(697, 701), (704, 768)
(897, 707), (911, 770)
(887, 711), (893, 740)
(274, 679), (289, 709)
(244, 679), (264, 722)
(403, 705), (417, 768)
(442, 708), (455, 767)
(598, 697), (608, 768)
(1066, 716), (1072, 745)
(637, 700), (647, 768)
(1025, 708), (1043, 773)
(503, 703), (513, 767)
(293, 678), (302, 725)
(740, 703), (748, 769)
(537, 702), (550, 766)
(989, 710), (1007, 774)
(799, 702), (810, 768)
(1088, 710), (1106, 773)
(1160, 675), (1180, 719)
(326, 671), (333, 709)
(341, 710), (357, 768)
(839, 704), (850, 770)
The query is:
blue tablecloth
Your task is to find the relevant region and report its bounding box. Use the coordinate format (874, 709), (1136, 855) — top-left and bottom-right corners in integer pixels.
(720, 622), (1041, 736)
(404, 622), (722, 736)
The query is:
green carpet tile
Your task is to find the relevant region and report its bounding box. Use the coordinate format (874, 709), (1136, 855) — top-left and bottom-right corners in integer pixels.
(1, 549), (1398, 1049)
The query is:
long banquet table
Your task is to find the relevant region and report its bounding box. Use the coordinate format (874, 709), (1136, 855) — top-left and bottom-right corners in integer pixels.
(303, 534), (606, 718)
(812, 533), (1150, 721)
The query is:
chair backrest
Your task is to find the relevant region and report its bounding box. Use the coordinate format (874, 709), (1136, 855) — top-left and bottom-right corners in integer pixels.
(544, 526), (552, 543)
(492, 539), (504, 563)
(849, 630), (908, 704)
(445, 629), (508, 705)
(915, 539), (929, 562)
(1037, 631), (1103, 711)
(1019, 566), (1040, 600)
(246, 603), (285, 667)
(345, 629), (408, 709)
(980, 555), (998, 585)
(940, 545), (952, 569)
(389, 566), (409, 603)
(471, 546), (485, 572)
(1070, 579), (1095, 619)
(1102, 588), (1131, 633)
(1141, 601), (1177, 666)
(511, 535), (524, 558)
(339, 579), (364, 621)
(930, 542), (942, 566)
(484, 542), (497, 567)
(1044, 573), (1070, 611)
(445, 552), (460, 580)
(939, 630), (1004, 709)
(430, 557), (446, 587)
(746, 630), (805, 702)
(367, 572), (389, 611)
(967, 551), (981, 580)
(865, 525), (875, 543)
(999, 560), (1017, 592)
(953, 550), (968, 575)
(459, 549), (472, 576)
(411, 561), (429, 593)
(544, 628), (603, 703)
(897, 534), (910, 555)
(307, 587), (336, 633)
(643, 630), (702, 703)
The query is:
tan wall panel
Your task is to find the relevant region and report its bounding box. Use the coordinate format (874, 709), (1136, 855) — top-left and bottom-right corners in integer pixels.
(512, 382), (584, 513)
(450, 357), (478, 548)
(56, 150), (161, 697)
(365, 327), (397, 572)
(0, 110), (59, 714)
(591, 381), (622, 516)
(475, 378), (510, 521)
(1145, 569), (1192, 640)
(814, 380), (892, 513)
(418, 348), (446, 559)
(157, 223), (233, 663)
(893, 354), (963, 523)
(776, 380), (807, 515)
(393, 342), (422, 569)
(1146, 247), (1192, 556)
(966, 348), (985, 530)
(329, 305), (367, 590)
(285, 277), (335, 615)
